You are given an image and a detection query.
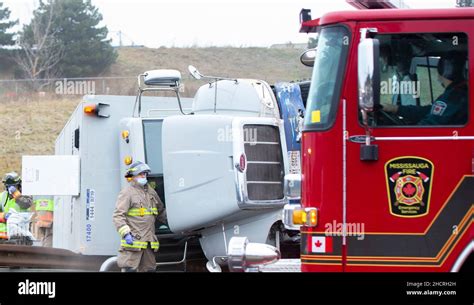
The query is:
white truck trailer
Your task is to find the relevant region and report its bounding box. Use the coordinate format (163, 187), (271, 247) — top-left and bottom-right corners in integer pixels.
(22, 69), (294, 271)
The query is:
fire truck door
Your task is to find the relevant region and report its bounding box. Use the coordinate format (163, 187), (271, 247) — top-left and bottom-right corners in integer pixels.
(344, 20), (474, 271)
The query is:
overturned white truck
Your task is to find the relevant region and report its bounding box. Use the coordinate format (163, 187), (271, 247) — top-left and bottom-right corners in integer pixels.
(22, 68), (295, 271)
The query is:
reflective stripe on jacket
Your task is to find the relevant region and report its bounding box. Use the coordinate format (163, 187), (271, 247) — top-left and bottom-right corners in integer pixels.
(127, 207), (158, 217)
(120, 240), (160, 250)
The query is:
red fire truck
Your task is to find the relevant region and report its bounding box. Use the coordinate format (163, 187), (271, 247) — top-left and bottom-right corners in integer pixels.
(227, 7), (473, 272)
(287, 7), (474, 272)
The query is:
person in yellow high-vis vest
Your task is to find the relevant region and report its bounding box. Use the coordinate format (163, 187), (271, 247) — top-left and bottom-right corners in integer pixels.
(0, 172), (33, 240)
(32, 196), (54, 247)
(112, 161), (167, 272)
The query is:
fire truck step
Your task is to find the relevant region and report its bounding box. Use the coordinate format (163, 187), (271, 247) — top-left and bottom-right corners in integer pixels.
(259, 259), (301, 272)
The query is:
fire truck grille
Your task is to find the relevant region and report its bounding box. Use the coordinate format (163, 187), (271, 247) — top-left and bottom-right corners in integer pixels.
(243, 124), (284, 201)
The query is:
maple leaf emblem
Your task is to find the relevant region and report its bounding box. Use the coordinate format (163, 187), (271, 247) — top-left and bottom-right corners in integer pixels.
(403, 183), (416, 197)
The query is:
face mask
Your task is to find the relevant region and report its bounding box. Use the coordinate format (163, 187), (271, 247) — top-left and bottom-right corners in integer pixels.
(135, 177), (147, 186)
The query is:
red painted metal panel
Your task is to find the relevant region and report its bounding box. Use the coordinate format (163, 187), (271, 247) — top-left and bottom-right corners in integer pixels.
(301, 17), (474, 272)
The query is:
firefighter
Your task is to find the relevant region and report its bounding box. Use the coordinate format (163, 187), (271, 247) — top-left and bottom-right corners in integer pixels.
(383, 51), (468, 125)
(32, 196), (54, 247)
(0, 172), (33, 240)
(112, 161), (167, 272)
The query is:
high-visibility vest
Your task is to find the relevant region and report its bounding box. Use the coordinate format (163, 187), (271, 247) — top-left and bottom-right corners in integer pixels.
(34, 199), (54, 228)
(0, 191), (30, 239)
(0, 223), (6, 239)
(35, 199), (54, 212)
(0, 191), (30, 213)
(0, 192), (10, 239)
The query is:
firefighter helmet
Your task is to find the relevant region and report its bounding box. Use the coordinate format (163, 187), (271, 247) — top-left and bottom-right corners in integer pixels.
(437, 52), (467, 82)
(2, 172), (21, 186)
(125, 161), (151, 178)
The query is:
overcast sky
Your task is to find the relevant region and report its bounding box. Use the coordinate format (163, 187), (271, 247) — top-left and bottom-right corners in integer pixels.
(2, 0), (457, 48)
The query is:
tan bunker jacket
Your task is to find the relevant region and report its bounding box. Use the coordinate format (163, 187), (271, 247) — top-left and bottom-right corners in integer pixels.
(113, 182), (166, 251)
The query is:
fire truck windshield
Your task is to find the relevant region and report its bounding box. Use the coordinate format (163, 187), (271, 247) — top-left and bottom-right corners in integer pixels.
(304, 26), (349, 130)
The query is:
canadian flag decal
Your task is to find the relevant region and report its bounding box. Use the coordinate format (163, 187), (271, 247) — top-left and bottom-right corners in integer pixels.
(310, 236), (333, 253)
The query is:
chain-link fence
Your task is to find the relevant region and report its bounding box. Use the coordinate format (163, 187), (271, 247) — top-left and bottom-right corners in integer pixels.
(0, 77), (136, 98)
(0, 76), (208, 100)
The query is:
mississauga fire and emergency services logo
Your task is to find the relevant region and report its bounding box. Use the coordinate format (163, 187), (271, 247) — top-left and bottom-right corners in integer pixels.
(385, 156), (434, 218)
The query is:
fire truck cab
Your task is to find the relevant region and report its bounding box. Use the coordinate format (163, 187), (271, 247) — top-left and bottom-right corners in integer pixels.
(295, 8), (474, 272)
(229, 8), (474, 272)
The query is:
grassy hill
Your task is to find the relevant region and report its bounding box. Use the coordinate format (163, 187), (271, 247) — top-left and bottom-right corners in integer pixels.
(0, 98), (79, 177)
(101, 47), (312, 96)
(0, 46), (312, 176)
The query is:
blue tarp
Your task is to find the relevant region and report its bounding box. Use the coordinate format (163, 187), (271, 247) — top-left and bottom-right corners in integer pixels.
(274, 82), (305, 153)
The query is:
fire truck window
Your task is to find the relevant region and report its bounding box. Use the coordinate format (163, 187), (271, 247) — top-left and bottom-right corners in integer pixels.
(415, 65), (444, 105)
(368, 32), (468, 127)
(304, 26), (350, 130)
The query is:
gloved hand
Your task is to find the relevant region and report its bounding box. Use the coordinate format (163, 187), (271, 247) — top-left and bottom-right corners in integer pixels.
(124, 233), (134, 245)
(7, 185), (16, 195)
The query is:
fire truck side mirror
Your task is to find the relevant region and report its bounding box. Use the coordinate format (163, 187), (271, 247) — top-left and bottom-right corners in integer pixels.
(358, 36), (380, 162)
(357, 38), (380, 115)
(300, 48), (316, 67)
